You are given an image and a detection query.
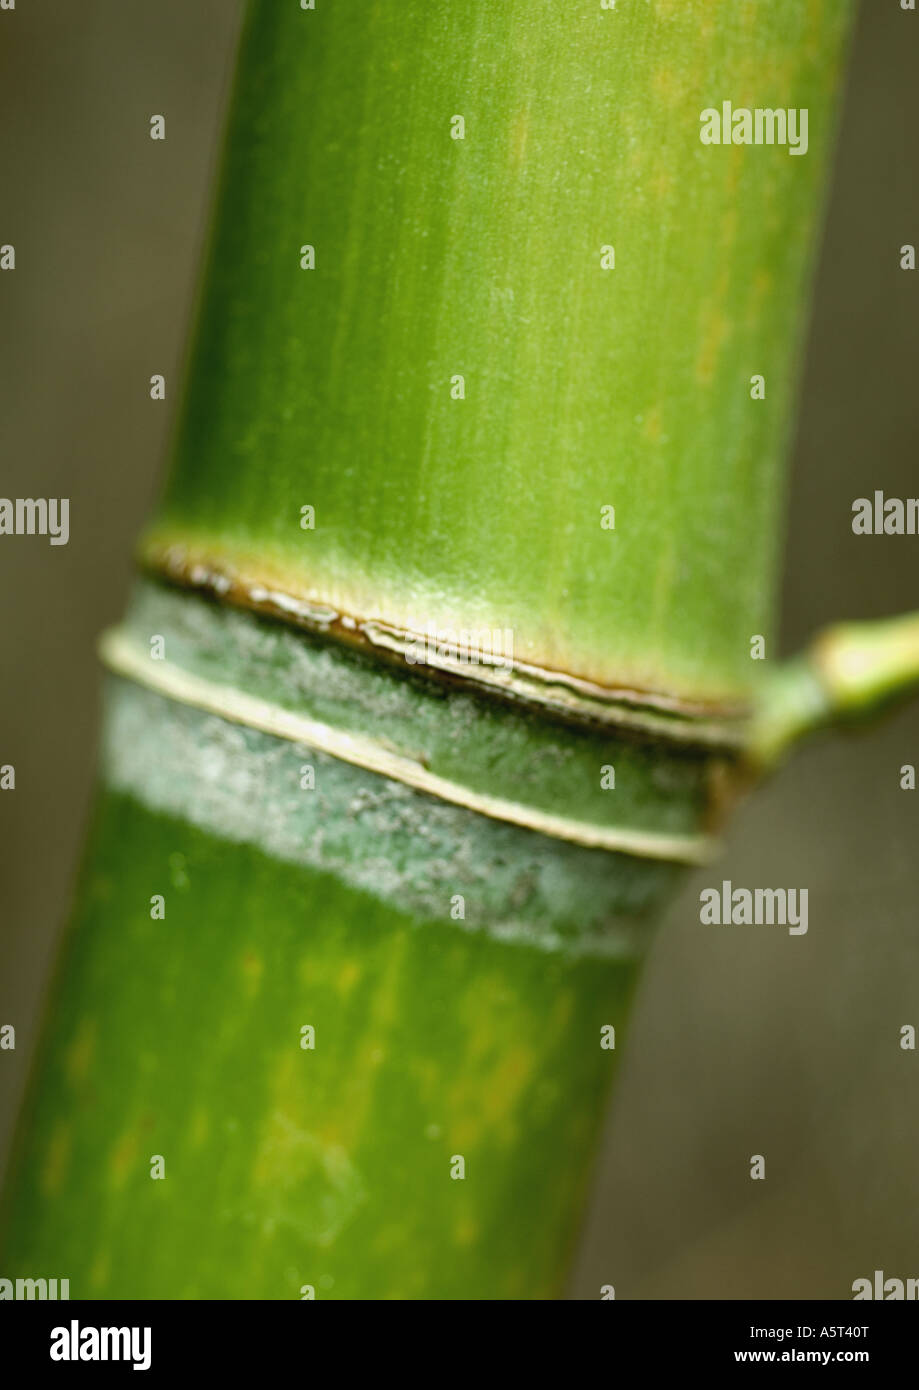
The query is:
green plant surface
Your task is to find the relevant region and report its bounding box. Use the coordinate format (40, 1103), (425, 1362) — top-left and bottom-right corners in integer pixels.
(0, 0), (862, 1301)
(147, 0), (853, 707)
(104, 578), (729, 858)
(0, 790), (636, 1300)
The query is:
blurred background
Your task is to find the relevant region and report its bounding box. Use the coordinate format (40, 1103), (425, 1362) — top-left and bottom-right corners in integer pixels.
(1, 0), (917, 1299)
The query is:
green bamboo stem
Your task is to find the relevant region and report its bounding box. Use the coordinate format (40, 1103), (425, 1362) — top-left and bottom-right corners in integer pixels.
(144, 0), (853, 707)
(0, 0), (858, 1299)
(1, 790), (638, 1299)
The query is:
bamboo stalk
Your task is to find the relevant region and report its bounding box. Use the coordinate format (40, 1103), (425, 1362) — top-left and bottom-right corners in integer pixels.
(0, 0), (858, 1298)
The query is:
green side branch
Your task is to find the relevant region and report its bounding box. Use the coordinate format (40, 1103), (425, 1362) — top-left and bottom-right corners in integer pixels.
(751, 611), (919, 767)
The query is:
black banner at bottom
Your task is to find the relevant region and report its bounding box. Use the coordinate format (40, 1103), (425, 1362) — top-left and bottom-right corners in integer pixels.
(0, 1298), (912, 1375)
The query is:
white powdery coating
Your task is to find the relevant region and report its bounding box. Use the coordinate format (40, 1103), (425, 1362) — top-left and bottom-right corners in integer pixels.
(101, 678), (664, 959)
